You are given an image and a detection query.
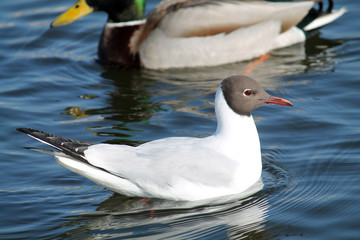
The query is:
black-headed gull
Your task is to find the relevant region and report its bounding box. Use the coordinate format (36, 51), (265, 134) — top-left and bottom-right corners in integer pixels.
(17, 75), (292, 201)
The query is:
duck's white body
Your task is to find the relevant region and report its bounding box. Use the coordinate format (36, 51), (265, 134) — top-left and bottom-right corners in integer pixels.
(139, 20), (306, 69)
(135, 1), (346, 69)
(138, 1), (307, 69)
(57, 87), (261, 201)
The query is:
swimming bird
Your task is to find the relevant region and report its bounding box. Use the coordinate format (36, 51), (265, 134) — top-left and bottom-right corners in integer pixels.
(50, 0), (346, 69)
(18, 75), (292, 201)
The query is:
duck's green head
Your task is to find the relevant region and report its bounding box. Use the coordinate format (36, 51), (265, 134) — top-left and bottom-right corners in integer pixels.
(51, 0), (146, 27)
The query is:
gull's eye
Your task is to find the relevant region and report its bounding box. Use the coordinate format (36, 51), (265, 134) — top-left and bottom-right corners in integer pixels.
(243, 89), (253, 96)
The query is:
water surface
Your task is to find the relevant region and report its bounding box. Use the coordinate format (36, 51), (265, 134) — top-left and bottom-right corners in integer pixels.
(1, 0), (360, 239)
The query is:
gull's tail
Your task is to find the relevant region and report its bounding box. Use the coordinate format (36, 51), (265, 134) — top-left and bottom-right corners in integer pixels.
(17, 128), (93, 162)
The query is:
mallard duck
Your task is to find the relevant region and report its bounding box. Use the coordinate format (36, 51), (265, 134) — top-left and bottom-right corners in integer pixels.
(18, 75), (292, 201)
(51, 0), (346, 69)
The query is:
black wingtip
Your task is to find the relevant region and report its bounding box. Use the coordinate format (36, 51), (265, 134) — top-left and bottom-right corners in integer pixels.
(17, 127), (93, 162)
(17, 127), (35, 134)
(17, 127), (27, 133)
(17, 128), (51, 138)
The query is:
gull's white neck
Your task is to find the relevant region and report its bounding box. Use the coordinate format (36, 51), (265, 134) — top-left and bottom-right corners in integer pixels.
(210, 87), (261, 163)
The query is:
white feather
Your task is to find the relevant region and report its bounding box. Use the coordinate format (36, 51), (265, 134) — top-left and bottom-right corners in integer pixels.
(56, 156), (146, 197)
(140, 20), (282, 69)
(106, 19), (146, 28)
(158, 1), (313, 37)
(273, 26), (306, 50)
(304, 7), (347, 31)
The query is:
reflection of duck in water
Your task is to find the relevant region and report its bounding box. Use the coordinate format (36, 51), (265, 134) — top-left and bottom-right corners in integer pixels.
(59, 71), (156, 134)
(18, 75), (292, 201)
(50, 0), (346, 69)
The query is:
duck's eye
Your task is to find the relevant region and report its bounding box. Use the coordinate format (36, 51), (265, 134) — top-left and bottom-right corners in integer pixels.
(243, 89), (253, 96)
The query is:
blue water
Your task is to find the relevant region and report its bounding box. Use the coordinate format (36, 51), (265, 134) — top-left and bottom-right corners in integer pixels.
(1, 0), (360, 239)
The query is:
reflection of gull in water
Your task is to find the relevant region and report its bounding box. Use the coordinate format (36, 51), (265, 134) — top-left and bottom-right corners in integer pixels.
(59, 180), (269, 239)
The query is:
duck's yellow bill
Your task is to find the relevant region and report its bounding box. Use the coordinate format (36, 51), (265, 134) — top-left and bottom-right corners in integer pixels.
(51, 0), (94, 28)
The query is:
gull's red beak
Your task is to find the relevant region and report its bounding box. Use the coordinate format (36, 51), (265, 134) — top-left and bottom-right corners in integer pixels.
(265, 96), (293, 107)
